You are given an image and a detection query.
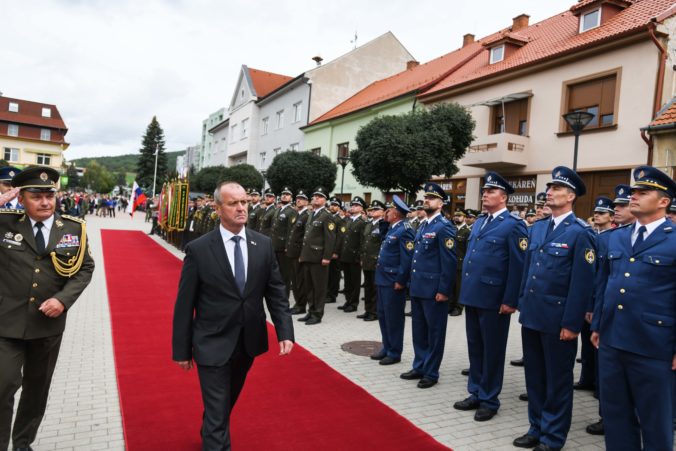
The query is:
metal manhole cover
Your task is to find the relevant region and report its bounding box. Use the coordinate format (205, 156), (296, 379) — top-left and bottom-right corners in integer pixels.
(341, 340), (382, 356)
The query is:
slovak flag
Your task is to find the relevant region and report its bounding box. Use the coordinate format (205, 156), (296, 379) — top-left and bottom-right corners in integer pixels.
(127, 181), (147, 217)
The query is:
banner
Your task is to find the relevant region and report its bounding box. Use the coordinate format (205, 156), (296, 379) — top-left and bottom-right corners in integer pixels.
(158, 179), (189, 232)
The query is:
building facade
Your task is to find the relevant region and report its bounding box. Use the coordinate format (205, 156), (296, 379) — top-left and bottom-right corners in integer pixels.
(198, 108), (226, 170)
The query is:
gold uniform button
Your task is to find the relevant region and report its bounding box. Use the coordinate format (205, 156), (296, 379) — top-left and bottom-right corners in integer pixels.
(29, 297), (35, 302)
(624, 273), (630, 278)
(618, 305), (623, 310)
(620, 288), (626, 294)
(35, 268), (40, 273)
(629, 258), (635, 262)
(32, 283), (38, 288)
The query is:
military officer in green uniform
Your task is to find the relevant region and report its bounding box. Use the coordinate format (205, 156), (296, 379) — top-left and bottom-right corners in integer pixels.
(360, 200), (386, 321)
(339, 196), (367, 313)
(298, 188), (336, 325)
(271, 187), (297, 298)
(326, 196), (345, 304)
(247, 188), (264, 231)
(450, 209), (470, 317)
(0, 167), (95, 451)
(287, 190), (310, 314)
(258, 188), (276, 236)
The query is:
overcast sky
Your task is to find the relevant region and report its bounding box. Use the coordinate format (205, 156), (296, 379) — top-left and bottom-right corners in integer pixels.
(2, 0), (574, 160)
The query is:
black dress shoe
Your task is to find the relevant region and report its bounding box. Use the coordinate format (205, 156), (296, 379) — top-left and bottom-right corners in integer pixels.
(400, 370), (423, 380)
(449, 306), (463, 316)
(379, 356), (401, 365)
(586, 419), (604, 435)
(370, 352), (386, 361)
(343, 306), (357, 313)
(356, 312), (367, 319)
(460, 368), (469, 376)
(474, 407), (497, 421)
(510, 358), (525, 367)
(337, 303), (347, 310)
(513, 433), (539, 448)
(573, 381), (595, 391)
(305, 317), (322, 325)
(534, 444), (560, 451)
(363, 313), (378, 321)
(14, 447), (34, 451)
(417, 377), (437, 389)
(453, 396), (480, 411)
(297, 313), (311, 322)
(519, 393), (529, 402)
(290, 306), (306, 314)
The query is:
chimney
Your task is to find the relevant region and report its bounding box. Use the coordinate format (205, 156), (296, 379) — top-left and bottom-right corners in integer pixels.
(406, 60), (420, 70)
(512, 14), (530, 32)
(312, 56), (323, 66)
(463, 33), (475, 47)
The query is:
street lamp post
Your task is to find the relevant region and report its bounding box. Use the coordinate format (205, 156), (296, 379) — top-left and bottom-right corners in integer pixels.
(337, 155), (349, 202)
(562, 111), (595, 171)
(152, 143), (159, 198)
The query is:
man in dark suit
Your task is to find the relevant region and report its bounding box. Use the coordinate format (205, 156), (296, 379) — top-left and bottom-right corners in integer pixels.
(172, 181), (294, 451)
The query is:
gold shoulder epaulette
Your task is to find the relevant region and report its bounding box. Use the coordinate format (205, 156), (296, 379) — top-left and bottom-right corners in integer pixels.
(0, 208), (23, 214)
(61, 214), (85, 224)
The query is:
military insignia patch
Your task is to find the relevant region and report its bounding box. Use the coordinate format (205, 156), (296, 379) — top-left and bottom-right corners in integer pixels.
(405, 241), (414, 251)
(55, 219), (64, 228)
(585, 249), (595, 264)
(14, 233), (23, 242)
(519, 237), (528, 251)
(4, 232), (13, 239)
(328, 223), (335, 231)
(445, 238), (454, 249)
(40, 172), (49, 181)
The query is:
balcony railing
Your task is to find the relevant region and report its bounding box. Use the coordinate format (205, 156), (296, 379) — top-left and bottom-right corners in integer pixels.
(462, 133), (529, 169)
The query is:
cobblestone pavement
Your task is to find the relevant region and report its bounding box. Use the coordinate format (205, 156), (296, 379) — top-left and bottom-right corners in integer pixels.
(20, 214), (619, 450)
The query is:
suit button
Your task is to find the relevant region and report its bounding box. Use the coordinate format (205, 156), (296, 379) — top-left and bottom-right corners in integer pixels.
(465, 273), (469, 276)
(529, 289), (534, 293)
(540, 249), (543, 253)
(656, 260), (661, 264)
(624, 272), (630, 277)
(658, 320), (663, 325)
(35, 268), (40, 273)
(536, 262), (540, 266)
(629, 258), (635, 262)
(620, 288), (626, 294)
(618, 304), (623, 310)
(32, 283), (38, 288)
(413, 269), (416, 273)
(29, 297), (35, 302)
(413, 260), (416, 263)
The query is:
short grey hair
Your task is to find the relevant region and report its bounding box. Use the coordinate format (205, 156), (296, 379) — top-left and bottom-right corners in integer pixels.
(213, 181), (243, 204)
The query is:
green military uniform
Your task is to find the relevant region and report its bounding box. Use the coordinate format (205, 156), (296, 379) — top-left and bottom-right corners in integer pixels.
(327, 197), (345, 304)
(360, 201), (386, 320)
(257, 189), (276, 236)
(271, 188), (297, 298)
(286, 193), (310, 313)
(298, 188), (336, 324)
(0, 167), (95, 451)
(339, 197), (367, 312)
(247, 202), (265, 231)
(451, 217), (471, 315)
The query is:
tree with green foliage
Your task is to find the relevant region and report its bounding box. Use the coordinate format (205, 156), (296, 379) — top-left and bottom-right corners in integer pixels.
(81, 161), (116, 193)
(115, 172), (127, 186)
(351, 103), (475, 200)
(66, 163), (80, 189)
(136, 116), (168, 193)
(226, 164), (264, 193)
(266, 151), (337, 195)
(192, 166), (229, 193)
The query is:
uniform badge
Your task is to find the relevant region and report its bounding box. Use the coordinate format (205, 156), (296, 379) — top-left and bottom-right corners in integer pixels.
(405, 241), (414, 251)
(638, 170), (645, 179)
(519, 237), (528, 251)
(40, 172), (49, 181)
(445, 238), (454, 249)
(291, 217), (296, 224)
(328, 223), (335, 231)
(585, 249), (595, 264)
(340, 226), (346, 233)
(14, 233), (23, 242)
(9, 170), (15, 177)
(4, 232), (14, 239)
(55, 219), (64, 228)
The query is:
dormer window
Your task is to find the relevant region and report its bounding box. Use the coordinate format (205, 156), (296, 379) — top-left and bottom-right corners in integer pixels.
(580, 9), (601, 32)
(8, 102), (18, 113)
(490, 45), (505, 64)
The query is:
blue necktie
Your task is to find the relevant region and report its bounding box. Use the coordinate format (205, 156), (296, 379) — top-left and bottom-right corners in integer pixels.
(231, 236), (246, 294)
(4, 202), (11, 209)
(633, 225), (647, 251)
(480, 215), (493, 231)
(545, 219), (555, 239)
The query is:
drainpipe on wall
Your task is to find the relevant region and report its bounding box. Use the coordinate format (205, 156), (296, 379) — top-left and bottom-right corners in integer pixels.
(646, 22), (668, 165)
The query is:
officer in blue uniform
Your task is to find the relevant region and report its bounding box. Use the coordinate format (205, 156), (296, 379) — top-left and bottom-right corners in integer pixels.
(0, 167), (23, 209)
(372, 196), (414, 365)
(400, 183), (456, 389)
(591, 166), (676, 451)
(669, 195), (676, 221)
(514, 166), (596, 451)
(453, 172), (528, 422)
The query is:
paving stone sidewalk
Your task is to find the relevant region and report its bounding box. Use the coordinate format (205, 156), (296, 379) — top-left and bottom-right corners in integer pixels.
(22, 214), (619, 450)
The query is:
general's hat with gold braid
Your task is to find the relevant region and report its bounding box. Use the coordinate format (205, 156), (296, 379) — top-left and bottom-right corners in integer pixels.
(11, 166), (59, 192)
(631, 165), (676, 198)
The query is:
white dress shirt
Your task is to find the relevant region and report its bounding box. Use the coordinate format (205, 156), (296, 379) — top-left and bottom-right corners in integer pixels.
(550, 210), (574, 230)
(219, 225), (248, 282)
(30, 215), (54, 245)
(631, 217), (666, 246)
(481, 207), (508, 229)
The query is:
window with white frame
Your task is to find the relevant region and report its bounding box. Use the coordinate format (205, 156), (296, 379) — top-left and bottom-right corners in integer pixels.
(36, 153), (51, 165)
(259, 151), (267, 168)
(262, 117), (269, 135)
(41, 107), (52, 118)
(241, 118), (249, 139)
(489, 45), (504, 64)
(230, 125), (237, 143)
(7, 124), (19, 137)
(3, 147), (19, 162)
(40, 129), (51, 141)
(293, 102), (302, 123)
(275, 110), (284, 129)
(289, 143), (300, 151)
(580, 9), (601, 32)
(8, 102), (19, 113)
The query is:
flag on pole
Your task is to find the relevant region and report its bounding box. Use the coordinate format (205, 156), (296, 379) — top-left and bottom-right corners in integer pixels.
(127, 181), (147, 217)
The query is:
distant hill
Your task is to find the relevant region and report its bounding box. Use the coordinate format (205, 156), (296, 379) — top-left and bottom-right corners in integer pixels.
(70, 151), (183, 175)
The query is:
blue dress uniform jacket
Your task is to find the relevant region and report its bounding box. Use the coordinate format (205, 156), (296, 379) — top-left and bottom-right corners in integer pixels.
(592, 220), (676, 451)
(409, 214), (456, 299)
(459, 210), (527, 410)
(374, 220), (415, 360)
(518, 215), (596, 334)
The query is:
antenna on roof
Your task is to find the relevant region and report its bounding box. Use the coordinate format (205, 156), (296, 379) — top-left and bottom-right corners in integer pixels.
(350, 30), (358, 49)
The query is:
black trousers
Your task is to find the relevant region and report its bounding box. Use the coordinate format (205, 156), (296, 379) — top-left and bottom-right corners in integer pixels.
(275, 251), (292, 299)
(363, 270), (376, 315)
(196, 334), (254, 451)
(289, 257), (306, 309)
(578, 321), (596, 387)
(300, 262), (329, 319)
(0, 335), (62, 450)
(342, 262), (362, 308)
(327, 259), (341, 301)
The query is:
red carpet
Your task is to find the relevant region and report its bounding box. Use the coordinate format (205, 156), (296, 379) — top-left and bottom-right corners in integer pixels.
(102, 230), (450, 451)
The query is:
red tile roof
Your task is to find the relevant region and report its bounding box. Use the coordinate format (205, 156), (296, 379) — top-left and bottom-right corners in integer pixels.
(247, 68), (293, 99)
(0, 96), (67, 130)
(647, 96), (676, 128)
(308, 43), (484, 125)
(421, 0), (676, 98)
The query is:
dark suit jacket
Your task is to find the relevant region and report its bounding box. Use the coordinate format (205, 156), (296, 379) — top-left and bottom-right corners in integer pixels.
(172, 227), (294, 367)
